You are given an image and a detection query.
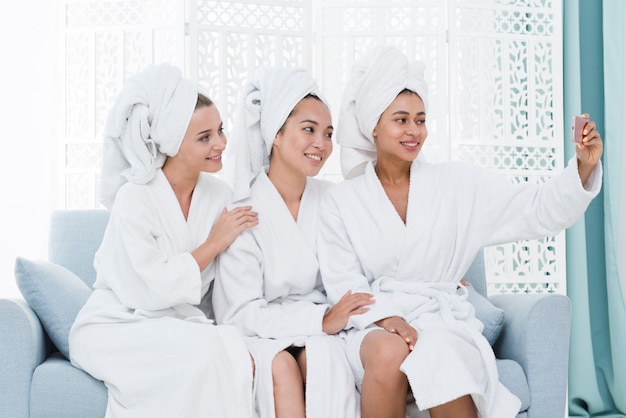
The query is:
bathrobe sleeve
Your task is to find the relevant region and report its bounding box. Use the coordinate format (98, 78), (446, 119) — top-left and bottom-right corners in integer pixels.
(95, 184), (201, 311)
(466, 156), (603, 247)
(214, 229), (328, 338)
(318, 191), (404, 330)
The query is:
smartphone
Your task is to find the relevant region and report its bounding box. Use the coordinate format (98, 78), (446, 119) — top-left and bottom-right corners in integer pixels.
(571, 116), (586, 143)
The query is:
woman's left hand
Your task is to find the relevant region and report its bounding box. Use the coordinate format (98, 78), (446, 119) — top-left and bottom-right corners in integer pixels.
(575, 115), (603, 166)
(575, 114), (603, 185)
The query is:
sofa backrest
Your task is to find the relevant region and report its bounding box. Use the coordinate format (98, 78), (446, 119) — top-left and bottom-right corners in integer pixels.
(49, 210), (110, 289)
(47, 209), (488, 296)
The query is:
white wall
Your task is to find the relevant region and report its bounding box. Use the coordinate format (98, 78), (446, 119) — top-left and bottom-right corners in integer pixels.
(0, 1), (58, 298)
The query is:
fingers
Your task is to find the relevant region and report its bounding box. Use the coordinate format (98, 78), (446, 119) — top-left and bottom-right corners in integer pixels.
(221, 206), (258, 230)
(378, 317), (418, 351)
(336, 291), (374, 314)
(388, 325), (417, 351)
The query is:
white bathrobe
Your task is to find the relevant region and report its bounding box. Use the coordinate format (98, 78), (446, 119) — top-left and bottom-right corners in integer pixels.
(213, 171), (358, 418)
(70, 170), (254, 418)
(318, 158), (602, 418)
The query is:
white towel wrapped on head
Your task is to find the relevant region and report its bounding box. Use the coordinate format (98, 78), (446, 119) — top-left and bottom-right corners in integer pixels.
(99, 63), (199, 208)
(337, 46), (429, 179)
(224, 67), (328, 200)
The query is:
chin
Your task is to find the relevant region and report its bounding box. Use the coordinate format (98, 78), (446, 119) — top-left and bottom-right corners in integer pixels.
(204, 163), (222, 173)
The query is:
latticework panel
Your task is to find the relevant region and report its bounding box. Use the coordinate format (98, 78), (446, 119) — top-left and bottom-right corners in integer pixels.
(60, 0), (184, 208)
(449, 0), (564, 294)
(315, 1), (446, 180)
(59, 0), (564, 295)
(190, 0), (312, 150)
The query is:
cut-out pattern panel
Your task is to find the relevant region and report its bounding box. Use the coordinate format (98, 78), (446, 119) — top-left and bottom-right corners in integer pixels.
(59, 0), (564, 295)
(60, 0), (184, 206)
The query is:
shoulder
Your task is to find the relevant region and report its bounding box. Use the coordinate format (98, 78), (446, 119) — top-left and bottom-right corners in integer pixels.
(195, 173), (233, 203)
(306, 177), (335, 194)
(414, 159), (492, 182)
(198, 172), (232, 193)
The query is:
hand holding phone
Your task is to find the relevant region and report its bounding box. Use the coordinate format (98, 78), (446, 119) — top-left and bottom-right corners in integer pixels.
(571, 115), (587, 143)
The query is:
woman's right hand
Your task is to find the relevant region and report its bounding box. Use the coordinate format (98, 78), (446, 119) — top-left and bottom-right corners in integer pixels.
(193, 206), (258, 270)
(322, 290), (374, 335)
(375, 316), (418, 351)
(207, 206), (258, 252)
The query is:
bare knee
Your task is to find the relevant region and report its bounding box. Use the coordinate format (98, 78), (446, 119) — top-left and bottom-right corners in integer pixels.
(361, 330), (410, 373)
(272, 350), (305, 418)
(272, 350), (300, 381)
(429, 395), (477, 418)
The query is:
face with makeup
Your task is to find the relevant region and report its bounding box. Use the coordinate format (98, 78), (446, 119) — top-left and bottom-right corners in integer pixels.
(168, 99), (227, 175)
(372, 90), (427, 165)
(270, 95), (334, 178)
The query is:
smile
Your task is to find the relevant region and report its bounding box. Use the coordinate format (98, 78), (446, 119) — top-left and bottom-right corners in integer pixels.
(206, 154), (222, 160)
(305, 153), (322, 161)
(401, 141), (419, 148)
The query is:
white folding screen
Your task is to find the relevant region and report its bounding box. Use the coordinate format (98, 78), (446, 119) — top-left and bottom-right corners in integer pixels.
(58, 0), (563, 295)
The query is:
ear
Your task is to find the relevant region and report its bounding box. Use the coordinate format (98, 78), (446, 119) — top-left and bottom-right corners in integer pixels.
(372, 127), (378, 140)
(273, 131), (282, 147)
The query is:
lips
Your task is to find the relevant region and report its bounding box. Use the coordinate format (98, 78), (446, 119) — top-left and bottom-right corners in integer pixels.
(400, 141), (420, 150)
(304, 153), (323, 161)
(206, 153), (222, 161)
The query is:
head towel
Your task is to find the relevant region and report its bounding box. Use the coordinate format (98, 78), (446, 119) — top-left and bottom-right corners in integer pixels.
(224, 66), (328, 200)
(98, 63), (200, 209)
(337, 46), (429, 179)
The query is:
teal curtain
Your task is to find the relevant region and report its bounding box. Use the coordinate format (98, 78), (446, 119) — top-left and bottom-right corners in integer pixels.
(564, 0), (626, 416)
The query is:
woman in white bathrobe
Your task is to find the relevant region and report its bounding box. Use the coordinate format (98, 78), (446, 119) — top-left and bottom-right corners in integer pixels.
(213, 67), (372, 418)
(317, 46), (604, 418)
(69, 64), (258, 418)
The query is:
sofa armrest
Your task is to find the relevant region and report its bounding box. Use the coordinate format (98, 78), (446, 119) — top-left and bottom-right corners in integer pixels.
(0, 298), (50, 417)
(490, 293), (571, 418)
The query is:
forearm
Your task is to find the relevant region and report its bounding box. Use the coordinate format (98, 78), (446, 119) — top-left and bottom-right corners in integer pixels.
(192, 238), (221, 271)
(577, 158), (598, 189)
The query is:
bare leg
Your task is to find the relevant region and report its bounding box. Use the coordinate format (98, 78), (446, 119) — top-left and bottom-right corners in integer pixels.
(429, 395), (477, 418)
(272, 349), (305, 418)
(360, 330), (410, 418)
(294, 347), (307, 384)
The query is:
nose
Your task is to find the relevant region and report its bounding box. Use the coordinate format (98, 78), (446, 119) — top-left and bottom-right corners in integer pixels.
(313, 133), (326, 149)
(216, 133), (227, 150)
(406, 121), (420, 136)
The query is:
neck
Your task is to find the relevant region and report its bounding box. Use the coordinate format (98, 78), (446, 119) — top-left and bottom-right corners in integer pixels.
(374, 158), (411, 185)
(267, 163), (306, 204)
(162, 162), (199, 200)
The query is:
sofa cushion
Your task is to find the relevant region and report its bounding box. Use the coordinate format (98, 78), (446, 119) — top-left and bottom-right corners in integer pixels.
(464, 285), (505, 345)
(496, 358), (530, 411)
(14, 257), (91, 359)
(31, 353), (107, 418)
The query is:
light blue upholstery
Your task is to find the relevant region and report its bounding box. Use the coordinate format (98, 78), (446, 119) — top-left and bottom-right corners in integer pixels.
(0, 210), (570, 417)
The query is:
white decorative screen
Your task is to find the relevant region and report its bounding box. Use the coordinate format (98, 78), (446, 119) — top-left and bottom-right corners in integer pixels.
(187, 0), (312, 151)
(59, 0), (185, 209)
(59, 0), (564, 295)
(448, 0), (565, 295)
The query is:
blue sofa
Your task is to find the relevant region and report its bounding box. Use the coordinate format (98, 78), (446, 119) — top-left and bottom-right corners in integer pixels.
(0, 210), (571, 417)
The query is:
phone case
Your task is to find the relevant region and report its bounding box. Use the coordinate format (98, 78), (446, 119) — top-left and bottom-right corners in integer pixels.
(571, 116), (586, 143)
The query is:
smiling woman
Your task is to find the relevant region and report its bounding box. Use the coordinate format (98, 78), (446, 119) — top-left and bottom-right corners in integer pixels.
(0, 1), (58, 298)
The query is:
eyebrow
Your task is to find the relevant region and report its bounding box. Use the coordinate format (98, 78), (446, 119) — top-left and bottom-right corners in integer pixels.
(196, 122), (223, 136)
(392, 110), (426, 116)
(300, 119), (334, 131)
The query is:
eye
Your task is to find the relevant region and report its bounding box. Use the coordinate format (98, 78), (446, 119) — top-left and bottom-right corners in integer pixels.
(325, 131), (333, 139)
(416, 119), (426, 125)
(396, 118), (407, 124)
(304, 126), (314, 133)
(199, 135), (210, 142)
(218, 127), (225, 135)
